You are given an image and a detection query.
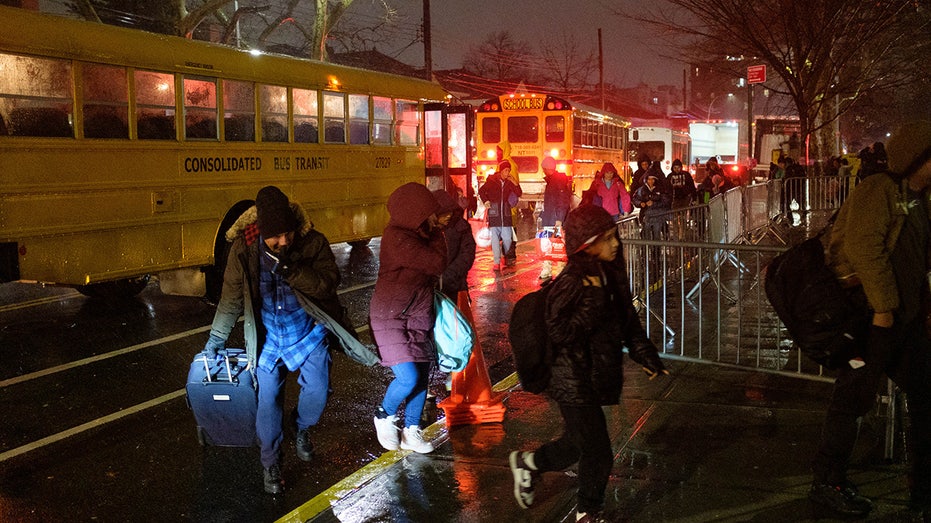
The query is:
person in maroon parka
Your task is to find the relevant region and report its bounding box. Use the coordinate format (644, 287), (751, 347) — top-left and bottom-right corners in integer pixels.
(369, 182), (448, 454)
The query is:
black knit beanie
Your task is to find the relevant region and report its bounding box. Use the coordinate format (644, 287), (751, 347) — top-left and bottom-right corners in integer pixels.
(564, 205), (617, 254)
(256, 186), (298, 237)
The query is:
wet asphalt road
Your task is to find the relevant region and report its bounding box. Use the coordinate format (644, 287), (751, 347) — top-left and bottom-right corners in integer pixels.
(0, 237), (527, 522)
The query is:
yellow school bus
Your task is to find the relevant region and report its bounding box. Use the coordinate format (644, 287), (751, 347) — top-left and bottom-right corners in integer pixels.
(0, 6), (453, 297)
(474, 92), (630, 202)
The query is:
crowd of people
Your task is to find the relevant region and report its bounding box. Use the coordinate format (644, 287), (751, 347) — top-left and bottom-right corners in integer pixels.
(198, 120), (931, 521)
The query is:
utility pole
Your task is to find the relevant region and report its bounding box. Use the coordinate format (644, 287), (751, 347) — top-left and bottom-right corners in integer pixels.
(423, 0), (432, 78)
(747, 82), (753, 161)
(598, 28), (604, 111)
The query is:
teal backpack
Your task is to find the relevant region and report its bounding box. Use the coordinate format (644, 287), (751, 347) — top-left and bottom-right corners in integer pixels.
(433, 290), (475, 372)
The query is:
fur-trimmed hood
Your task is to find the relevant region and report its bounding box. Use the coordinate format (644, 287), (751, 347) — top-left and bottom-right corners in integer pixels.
(225, 202), (314, 243)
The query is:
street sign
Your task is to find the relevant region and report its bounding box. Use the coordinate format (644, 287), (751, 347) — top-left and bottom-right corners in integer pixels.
(748, 65), (766, 84)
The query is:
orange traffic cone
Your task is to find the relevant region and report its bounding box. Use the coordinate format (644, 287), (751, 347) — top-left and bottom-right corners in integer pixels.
(438, 291), (507, 426)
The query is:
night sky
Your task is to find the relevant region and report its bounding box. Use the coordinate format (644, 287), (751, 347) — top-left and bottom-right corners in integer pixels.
(353, 0), (684, 87)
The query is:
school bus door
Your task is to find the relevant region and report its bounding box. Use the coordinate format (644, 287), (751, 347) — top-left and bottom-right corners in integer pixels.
(424, 103), (473, 209)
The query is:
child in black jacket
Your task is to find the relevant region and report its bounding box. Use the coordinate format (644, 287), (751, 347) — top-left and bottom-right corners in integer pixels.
(509, 204), (668, 522)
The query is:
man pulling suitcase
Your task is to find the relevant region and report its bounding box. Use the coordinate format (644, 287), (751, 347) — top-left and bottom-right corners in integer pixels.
(202, 186), (343, 495)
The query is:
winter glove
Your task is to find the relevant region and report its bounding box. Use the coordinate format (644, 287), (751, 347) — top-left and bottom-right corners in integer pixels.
(263, 250), (293, 278)
(203, 333), (226, 358)
(638, 352), (669, 380)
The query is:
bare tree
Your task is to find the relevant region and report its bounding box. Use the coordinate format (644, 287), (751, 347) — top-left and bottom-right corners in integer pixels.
(622, 0), (929, 163)
(463, 31), (534, 82)
(66, 1), (408, 63)
(537, 29), (597, 95)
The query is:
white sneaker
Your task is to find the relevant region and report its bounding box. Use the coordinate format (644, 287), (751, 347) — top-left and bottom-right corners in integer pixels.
(509, 451), (536, 509)
(400, 426), (434, 453)
(373, 415), (400, 450)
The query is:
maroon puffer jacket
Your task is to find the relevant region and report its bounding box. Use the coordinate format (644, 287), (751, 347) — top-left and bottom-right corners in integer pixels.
(369, 183), (447, 366)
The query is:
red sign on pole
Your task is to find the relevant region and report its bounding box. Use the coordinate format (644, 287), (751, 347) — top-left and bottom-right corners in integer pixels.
(748, 65), (766, 84)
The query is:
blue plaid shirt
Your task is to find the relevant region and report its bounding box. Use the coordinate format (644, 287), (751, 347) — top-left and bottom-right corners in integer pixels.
(257, 241), (327, 372)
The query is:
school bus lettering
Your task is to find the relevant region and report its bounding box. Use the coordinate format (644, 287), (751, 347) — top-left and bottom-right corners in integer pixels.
(502, 97), (544, 111)
(274, 157), (291, 170)
(184, 156), (262, 173)
(374, 157), (391, 168)
(295, 156), (330, 170)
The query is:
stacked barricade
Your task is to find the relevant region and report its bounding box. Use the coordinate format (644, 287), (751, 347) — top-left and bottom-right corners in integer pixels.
(615, 177), (855, 380)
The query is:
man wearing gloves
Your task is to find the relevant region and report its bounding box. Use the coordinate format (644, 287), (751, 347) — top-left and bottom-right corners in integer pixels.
(203, 186), (342, 495)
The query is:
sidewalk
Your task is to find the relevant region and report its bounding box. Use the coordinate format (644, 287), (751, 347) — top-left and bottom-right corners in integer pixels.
(279, 360), (913, 522)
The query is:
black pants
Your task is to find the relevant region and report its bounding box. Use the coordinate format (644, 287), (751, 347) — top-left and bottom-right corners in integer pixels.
(533, 404), (613, 514)
(813, 320), (931, 506)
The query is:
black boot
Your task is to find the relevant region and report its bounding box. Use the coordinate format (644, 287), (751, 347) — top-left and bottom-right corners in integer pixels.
(263, 463), (284, 495)
(296, 428), (314, 462)
(809, 481), (872, 516)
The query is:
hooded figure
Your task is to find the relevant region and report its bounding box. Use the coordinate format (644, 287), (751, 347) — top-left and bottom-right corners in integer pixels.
(541, 156), (571, 228)
(433, 189), (476, 298)
(369, 182), (447, 455)
(586, 162), (632, 220)
(370, 183), (447, 366)
(508, 203), (666, 519)
(666, 159), (697, 208)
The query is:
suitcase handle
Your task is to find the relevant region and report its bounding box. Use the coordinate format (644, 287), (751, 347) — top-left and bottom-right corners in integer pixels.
(197, 353), (241, 384)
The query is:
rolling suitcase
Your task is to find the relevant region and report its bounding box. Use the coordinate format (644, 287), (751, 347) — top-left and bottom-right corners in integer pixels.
(185, 348), (258, 447)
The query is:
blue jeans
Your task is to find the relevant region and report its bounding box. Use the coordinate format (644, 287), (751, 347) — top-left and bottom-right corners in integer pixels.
(381, 361), (431, 428)
(256, 344), (331, 468)
(490, 226), (512, 264)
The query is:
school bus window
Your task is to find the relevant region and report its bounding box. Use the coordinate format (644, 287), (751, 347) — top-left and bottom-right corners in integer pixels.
(223, 79), (254, 142)
(348, 93), (369, 145)
(293, 88), (318, 144)
(82, 63), (128, 139)
(545, 115), (564, 143)
(323, 91), (345, 144)
(260, 84), (288, 142)
(0, 53), (73, 137)
(481, 117), (500, 144)
(372, 96), (392, 145)
(507, 116), (538, 143)
(135, 70), (175, 140)
(183, 76), (217, 140)
(395, 100), (419, 146)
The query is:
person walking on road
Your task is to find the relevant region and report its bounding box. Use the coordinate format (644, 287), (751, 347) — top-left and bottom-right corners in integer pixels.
(432, 189), (476, 395)
(369, 182), (447, 454)
(433, 189), (476, 301)
(809, 121), (931, 518)
(539, 156), (572, 281)
(540, 155), (572, 230)
(479, 161), (522, 271)
(508, 204), (668, 522)
(203, 186), (343, 495)
(586, 162), (631, 222)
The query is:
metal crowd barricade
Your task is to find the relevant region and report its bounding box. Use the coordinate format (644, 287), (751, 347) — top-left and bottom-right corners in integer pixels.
(613, 175), (906, 462)
(615, 177), (855, 381)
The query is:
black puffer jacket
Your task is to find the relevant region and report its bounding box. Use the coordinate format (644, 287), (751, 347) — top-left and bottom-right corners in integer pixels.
(433, 190), (476, 298)
(544, 248), (664, 405)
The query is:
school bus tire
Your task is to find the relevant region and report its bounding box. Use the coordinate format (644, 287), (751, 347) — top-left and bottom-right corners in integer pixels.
(205, 201), (254, 304)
